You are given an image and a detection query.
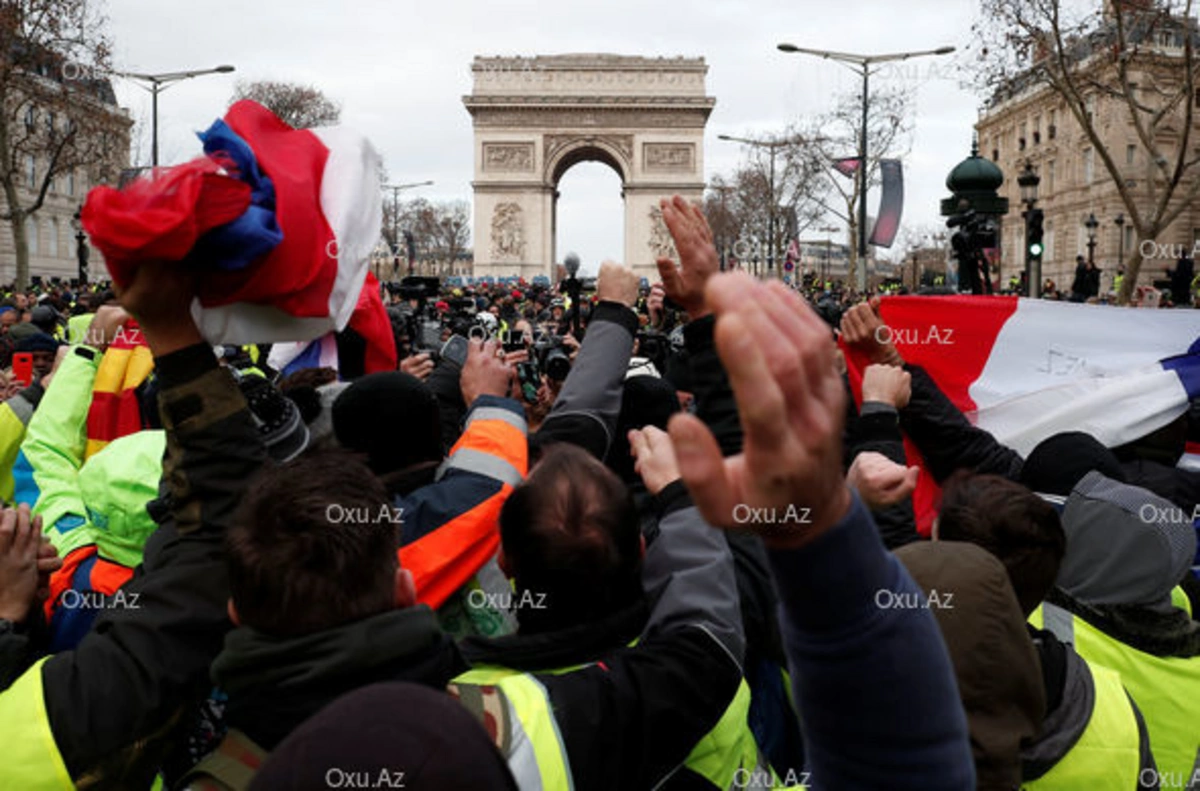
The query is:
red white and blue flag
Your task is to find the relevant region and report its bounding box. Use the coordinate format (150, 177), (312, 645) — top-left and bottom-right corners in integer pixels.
(83, 100), (384, 350)
(842, 296), (1200, 532)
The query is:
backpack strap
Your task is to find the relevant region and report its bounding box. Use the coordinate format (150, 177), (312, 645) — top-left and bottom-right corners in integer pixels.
(177, 730), (268, 791)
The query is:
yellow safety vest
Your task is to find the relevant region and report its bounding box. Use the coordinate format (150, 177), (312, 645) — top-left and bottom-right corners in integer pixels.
(1020, 618), (1143, 790)
(0, 658), (75, 789)
(454, 663), (797, 790)
(1031, 600), (1200, 787)
(67, 313), (93, 345)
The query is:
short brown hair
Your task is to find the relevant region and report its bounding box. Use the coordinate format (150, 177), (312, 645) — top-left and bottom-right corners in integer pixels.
(500, 444), (642, 628)
(937, 472), (1066, 616)
(227, 451), (399, 637)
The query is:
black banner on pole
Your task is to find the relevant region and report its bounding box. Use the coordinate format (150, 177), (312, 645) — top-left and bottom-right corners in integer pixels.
(869, 159), (904, 249)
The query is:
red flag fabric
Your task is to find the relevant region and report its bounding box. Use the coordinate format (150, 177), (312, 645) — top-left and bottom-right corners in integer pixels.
(348, 272), (398, 374)
(81, 159), (251, 289)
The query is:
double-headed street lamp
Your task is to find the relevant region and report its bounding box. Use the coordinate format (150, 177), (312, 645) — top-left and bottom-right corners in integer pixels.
(777, 43), (955, 291)
(114, 65), (236, 167)
(717, 132), (813, 279)
(384, 181), (434, 276)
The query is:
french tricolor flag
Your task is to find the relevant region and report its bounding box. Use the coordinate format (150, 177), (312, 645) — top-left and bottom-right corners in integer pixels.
(843, 296), (1200, 531)
(83, 100), (391, 361)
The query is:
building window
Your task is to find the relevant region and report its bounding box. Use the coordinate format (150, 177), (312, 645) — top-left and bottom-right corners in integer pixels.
(24, 105), (35, 131)
(46, 111), (56, 137)
(1047, 160), (1056, 192)
(25, 154), (36, 187)
(1126, 144), (1136, 165)
(48, 218), (59, 258)
(1083, 148), (1094, 185)
(26, 217), (38, 255)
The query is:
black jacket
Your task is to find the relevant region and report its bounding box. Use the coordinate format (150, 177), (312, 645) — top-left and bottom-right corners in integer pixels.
(211, 607), (467, 752)
(457, 490), (747, 791)
(0, 344), (267, 788)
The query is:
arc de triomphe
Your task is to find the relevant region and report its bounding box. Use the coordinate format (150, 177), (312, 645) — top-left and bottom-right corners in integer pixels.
(463, 54), (715, 280)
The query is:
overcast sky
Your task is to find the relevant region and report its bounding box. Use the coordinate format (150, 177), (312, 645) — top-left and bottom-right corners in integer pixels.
(105, 0), (985, 273)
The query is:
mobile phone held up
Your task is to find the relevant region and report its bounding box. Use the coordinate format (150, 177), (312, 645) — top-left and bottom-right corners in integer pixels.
(12, 353), (34, 387)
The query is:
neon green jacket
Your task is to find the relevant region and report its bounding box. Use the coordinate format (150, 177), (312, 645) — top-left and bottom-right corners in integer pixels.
(0, 383), (44, 504)
(16, 348), (163, 569)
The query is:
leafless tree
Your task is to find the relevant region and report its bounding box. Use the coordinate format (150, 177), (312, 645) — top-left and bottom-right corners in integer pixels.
(798, 86), (915, 285)
(709, 132), (828, 277)
(391, 198), (471, 276)
(968, 0), (1200, 303)
(0, 0), (125, 288)
(230, 79), (341, 129)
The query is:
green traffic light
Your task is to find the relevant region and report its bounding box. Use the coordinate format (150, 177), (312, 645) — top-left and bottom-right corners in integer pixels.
(1029, 243), (1043, 256)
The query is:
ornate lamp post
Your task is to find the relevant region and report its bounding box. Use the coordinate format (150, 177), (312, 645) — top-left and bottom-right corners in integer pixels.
(70, 208), (88, 285)
(1114, 213), (1125, 270)
(1084, 213), (1099, 266)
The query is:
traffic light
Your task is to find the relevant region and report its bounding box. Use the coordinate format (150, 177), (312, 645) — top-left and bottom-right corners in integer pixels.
(1027, 209), (1045, 258)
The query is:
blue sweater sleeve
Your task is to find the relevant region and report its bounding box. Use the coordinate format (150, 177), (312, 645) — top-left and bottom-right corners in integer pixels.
(767, 494), (974, 791)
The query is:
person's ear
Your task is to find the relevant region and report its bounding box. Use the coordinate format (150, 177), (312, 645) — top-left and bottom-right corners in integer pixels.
(226, 599), (241, 626)
(497, 546), (512, 578)
(639, 533), (646, 560)
(394, 567), (417, 609)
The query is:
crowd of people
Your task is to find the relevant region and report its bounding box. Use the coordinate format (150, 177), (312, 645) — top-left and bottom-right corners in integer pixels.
(0, 193), (1196, 790)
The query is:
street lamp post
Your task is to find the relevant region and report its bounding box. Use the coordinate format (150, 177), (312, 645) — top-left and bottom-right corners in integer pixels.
(383, 181), (434, 277)
(114, 66), (236, 167)
(718, 132), (813, 280)
(70, 208), (88, 286)
(1085, 213), (1099, 266)
(1017, 160), (1041, 298)
(777, 43), (955, 291)
(1114, 213), (1125, 272)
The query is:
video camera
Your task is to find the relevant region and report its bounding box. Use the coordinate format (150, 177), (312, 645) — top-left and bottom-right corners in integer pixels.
(392, 276), (444, 359)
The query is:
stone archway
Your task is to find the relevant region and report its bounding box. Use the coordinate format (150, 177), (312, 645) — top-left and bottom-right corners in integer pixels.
(463, 54), (715, 280)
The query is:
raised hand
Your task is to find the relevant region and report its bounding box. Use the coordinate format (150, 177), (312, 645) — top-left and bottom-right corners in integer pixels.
(399, 352), (435, 381)
(861, 364), (912, 410)
(839, 297), (904, 367)
(0, 505), (42, 623)
(460, 339), (514, 407)
(667, 273), (851, 547)
(647, 283), (666, 328)
(847, 451), (919, 510)
(596, 260), (639, 308)
(115, 260), (203, 356)
(655, 195), (719, 320)
(628, 426), (682, 495)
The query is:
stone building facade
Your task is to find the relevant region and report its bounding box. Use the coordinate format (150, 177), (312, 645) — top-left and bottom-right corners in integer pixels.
(975, 1), (1200, 292)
